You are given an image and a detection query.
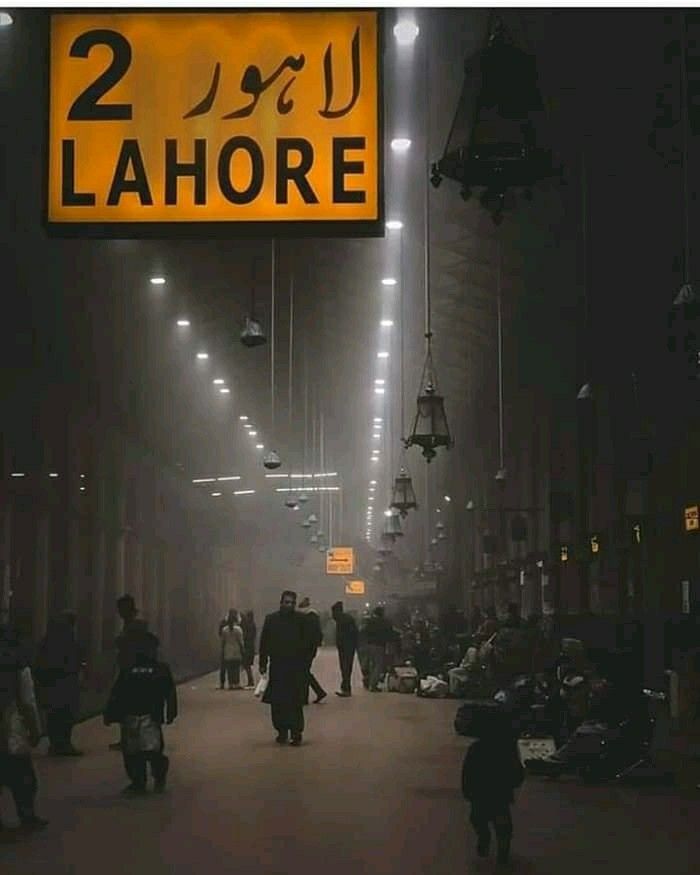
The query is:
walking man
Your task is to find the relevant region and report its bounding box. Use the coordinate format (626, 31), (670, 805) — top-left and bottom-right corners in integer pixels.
(298, 597), (327, 704)
(258, 591), (310, 746)
(331, 601), (358, 697)
(240, 610), (257, 690)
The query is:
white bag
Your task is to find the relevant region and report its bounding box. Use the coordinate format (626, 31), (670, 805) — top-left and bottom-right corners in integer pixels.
(254, 674), (268, 698)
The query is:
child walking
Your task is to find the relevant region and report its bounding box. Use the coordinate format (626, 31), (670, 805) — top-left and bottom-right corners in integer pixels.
(104, 623), (177, 795)
(461, 709), (524, 865)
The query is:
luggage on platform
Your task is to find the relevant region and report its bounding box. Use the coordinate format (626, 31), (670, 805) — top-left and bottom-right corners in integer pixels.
(386, 665), (419, 694)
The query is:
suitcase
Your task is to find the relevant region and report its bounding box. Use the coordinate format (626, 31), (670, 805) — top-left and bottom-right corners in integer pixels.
(386, 665), (419, 694)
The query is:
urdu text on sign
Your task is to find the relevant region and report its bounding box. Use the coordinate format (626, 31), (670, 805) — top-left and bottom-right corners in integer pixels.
(48, 11), (381, 233)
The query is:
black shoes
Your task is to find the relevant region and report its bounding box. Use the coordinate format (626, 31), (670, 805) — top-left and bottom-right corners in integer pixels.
(153, 758), (169, 793)
(335, 691), (351, 698)
(121, 784), (147, 796)
(276, 733), (289, 744)
(496, 839), (511, 866)
(314, 692), (327, 703)
(19, 815), (49, 831)
(290, 735), (302, 746)
(476, 832), (491, 858)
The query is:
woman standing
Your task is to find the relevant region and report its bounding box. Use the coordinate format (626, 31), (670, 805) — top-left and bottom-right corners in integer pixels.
(220, 611), (244, 690)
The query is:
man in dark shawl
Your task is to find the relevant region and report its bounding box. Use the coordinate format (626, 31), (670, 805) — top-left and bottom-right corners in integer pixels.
(258, 591), (312, 746)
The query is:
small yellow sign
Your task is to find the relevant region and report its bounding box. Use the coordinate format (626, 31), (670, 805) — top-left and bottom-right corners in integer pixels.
(685, 505), (699, 532)
(590, 534), (600, 555)
(48, 11), (381, 232)
(345, 580), (365, 595)
(326, 547), (354, 575)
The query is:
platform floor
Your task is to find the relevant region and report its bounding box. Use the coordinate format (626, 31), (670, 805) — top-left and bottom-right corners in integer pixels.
(2, 648), (699, 874)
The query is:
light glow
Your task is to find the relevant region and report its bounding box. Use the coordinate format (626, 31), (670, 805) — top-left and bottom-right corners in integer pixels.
(217, 476), (241, 482)
(10, 472), (25, 478)
(234, 490), (256, 496)
(375, 388), (385, 395)
(256, 444), (264, 449)
(377, 352), (389, 358)
(390, 138), (411, 153)
(385, 220), (403, 231)
(381, 278), (397, 286)
(213, 379), (225, 385)
(196, 352), (209, 360)
(177, 319), (190, 327)
(219, 388), (230, 394)
(150, 276), (165, 285)
(380, 320), (394, 327)
(375, 379), (385, 385)
(192, 478), (216, 484)
(239, 416), (249, 421)
(394, 20), (419, 45)
(249, 431), (258, 437)
(211, 492), (223, 497)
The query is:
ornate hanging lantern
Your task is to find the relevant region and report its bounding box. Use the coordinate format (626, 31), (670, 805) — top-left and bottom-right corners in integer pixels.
(383, 509), (403, 539)
(429, 16), (556, 224)
(436, 520), (445, 531)
(263, 450), (282, 470)
(390, 467), (418, 517)
(307, 512), (318, 524)
(301, 518), (312, 529)
(431, 537), (439, 547)
(406, 336), (452, 462)
(285, 498), (299, 509)
(437, 530), (448, 541)
(297, 492), (309, 505)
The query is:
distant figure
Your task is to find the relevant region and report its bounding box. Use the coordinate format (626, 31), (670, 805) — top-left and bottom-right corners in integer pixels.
(357, 609), (372, 690)
(461, 710), (524, 865)
(35, 610), (85, 757)
(220, 610), (244, 690)
(331, 601), (359, 697)
(364, 606), (394, 692)
(104, 623), (177, 796)
(298, 597), (327, 704)
(258, 591), (310, 746)
(0, 623), (48, 830)
(240, 610), (257, 690)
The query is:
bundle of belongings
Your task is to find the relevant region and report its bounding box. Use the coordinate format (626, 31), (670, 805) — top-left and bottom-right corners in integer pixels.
(385, 662), (419, 694)
(418, 675), (450, 698)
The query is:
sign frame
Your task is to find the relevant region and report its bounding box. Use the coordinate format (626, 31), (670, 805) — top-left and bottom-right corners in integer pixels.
(326, 546), (355, 575)
(44, 8), (385, 238)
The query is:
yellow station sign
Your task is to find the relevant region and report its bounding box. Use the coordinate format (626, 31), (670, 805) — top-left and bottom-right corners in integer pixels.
(326, 547), (354, 575)
(345, 580), (365, 595)
(48, 11), (381, 233)
(685, 505), (699, 533)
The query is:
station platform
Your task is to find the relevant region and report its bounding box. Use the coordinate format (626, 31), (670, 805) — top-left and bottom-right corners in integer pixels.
(2, 648), (699, 874)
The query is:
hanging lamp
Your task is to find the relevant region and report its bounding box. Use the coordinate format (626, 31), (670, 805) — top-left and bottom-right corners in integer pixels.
(383, 509), (403, 540)
(407, 42), (452, 463)
(301, 517), (312, 529)
(391, 468), (418, 517)
(390, 201), (418, 514)
(263, 240), (283, 469)
(429, 15), (556, 223)
(241, 257), (267, 347)
(310, 533), (319, 544)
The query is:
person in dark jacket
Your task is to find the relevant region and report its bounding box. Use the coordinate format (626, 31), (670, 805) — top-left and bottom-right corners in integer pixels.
(364, 606), (393, 692)
(258, 591), (311, 746)
(104, 623), (177, 795)
(298, 597), (327, 703)
(331, 601), (359, 697)
(240, 610), (257, 689)
(461, 711), (524, 865)
(35, 610), (85, 757)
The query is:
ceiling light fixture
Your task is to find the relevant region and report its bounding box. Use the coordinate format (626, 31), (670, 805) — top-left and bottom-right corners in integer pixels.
(10, 472), (25, 478)
(219, 388), (230, 394)
(381, 278), (398, 286)
(211, 492), (223, 497)
(391, 138), (411, 153)
(375, 388), (385, 395)
(249, 431), (258, 437)
(0, 12), (14, 26)
(234, 489), (256, 496)
(217, 476), (241, 482)
(150, 276), (166, 285)
(386, 220), (404, 231)
(196, 352), (209, 360)
(393, 20), (419, 45)
(192, 478), (216, 484)
(375, 379), (385, 385)
(380, 320), (394, 327)
(239, 416), (249, 421)
(256, 444), (264, 449)
(177, 319), (190, 327)
(213, 379), (225, 385)
(377, 352), (389, 358)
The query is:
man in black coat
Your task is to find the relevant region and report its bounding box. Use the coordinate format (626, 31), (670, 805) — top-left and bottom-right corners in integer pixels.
(331, 601), (359, 697)
(258, 591), (312, 746)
